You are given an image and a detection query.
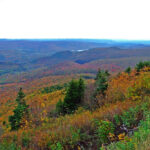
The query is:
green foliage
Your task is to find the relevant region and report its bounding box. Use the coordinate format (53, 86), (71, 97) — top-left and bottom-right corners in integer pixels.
(120, 107), (139, 128)
(41, 83), (68, 94)
(77, 78), (85, 103)
(95, 69), (110, 96)
(22, 132), (31, 148)
(70, 127), (80, 145)
(106, 112), (150, 150)
(0, 140), (20, 150)
(15, 88), (25, 104)
(128, 75), (150, 100)
(56, 78), (85, 114)
(125, 66), (131, 74)
(50, 142), (63, 150)
(95, 120), (115, 144)
(9, 88), (29, 130)
(92, 69), (110, 108)
(136, 61), (150, 72)
(56, 99), (64, 115)
(113, 114), (121, 126)
(114, 103), (149, 128)
(63, 79), (79, 113)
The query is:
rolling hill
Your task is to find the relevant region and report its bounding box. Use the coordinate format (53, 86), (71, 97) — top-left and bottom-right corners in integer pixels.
(0, 39), (150, 84)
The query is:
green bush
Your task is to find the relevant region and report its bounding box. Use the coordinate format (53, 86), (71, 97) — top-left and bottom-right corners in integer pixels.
(113, 114), (121, 126)
(128, 75), (150, 100)
(50, 142), (63, 150)
(95, 120), (115, 144)
(41, 83), (68, 94)
(0, 140), (20, 150)
(70, 127), (80, 145)
(114, 103), (149, 128)
(120, 107), (139, 128)
(106, 111), (150, 150)
(56, 99), (64, 115)
(22, 132), (31, 148)
(136, 61), (150, 72)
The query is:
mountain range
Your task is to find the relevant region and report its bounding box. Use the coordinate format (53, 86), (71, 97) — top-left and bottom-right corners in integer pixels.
(0, 39), (150, 84)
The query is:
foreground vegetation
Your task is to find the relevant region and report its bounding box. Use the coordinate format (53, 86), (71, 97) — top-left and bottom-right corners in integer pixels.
(0, 61), (150, 150)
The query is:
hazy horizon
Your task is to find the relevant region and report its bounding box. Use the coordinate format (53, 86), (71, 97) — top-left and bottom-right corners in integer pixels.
(1, 38), (150, 42)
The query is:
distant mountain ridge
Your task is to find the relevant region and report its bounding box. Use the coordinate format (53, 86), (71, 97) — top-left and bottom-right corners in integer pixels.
(33, 46), (150, 66)
(0, 40), (105, 63)
(0, 39), (150, 84)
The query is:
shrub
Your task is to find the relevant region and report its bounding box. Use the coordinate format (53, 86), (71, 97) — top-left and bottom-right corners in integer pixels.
(120, 107), (139, 128)
(50, 142), (63, 150)
(114, 103), (149, 128)
(95, 120), (115, 144)
(136, 61), (150, 72)
(70, 127), (80, 146)
(0, 140), (20, 150)
(22, 132), (31, 148)
(106, 111), (150, 150)
(128, 73), (150, 100)
(41, 83), (68, 94)
(56, 99), (64, 115)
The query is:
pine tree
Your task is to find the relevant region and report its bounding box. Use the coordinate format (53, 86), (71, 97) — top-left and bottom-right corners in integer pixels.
(95, 70), (110, 96)
(9, 88), (29, 130)
(77, 78), (85, 103)
(93, 70), (110, 108)
(56, 78), (85, 114)
(125, 67), (131, 74)
(63, 80), (79, 113)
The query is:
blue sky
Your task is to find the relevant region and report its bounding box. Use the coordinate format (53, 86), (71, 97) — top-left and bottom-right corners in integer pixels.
(0, 0), (150, 40)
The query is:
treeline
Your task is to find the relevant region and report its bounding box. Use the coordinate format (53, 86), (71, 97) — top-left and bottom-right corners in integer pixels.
(41, 83), (68, 94)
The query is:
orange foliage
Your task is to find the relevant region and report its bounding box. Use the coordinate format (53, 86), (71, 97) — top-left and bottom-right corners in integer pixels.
(1, 68), (150, 149)
(105, 71), (136, 103)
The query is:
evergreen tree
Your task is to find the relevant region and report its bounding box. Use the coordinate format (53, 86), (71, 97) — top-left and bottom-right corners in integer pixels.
(93, 70), (110, 108)
(9, 88), (29, 130)
(16, 87), (25, 104)
(56, 78), (85, 114)
(95, 69), (102, 80)
(95, 69), (110, 96)
(63, 80), (79, 113)
(77, 78), (85, 103)
(136, 61), (150, 72)
(125, 66), (131, 74)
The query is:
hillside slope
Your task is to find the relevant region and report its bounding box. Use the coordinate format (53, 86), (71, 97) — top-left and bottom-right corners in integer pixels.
(0, 63), (150, 149)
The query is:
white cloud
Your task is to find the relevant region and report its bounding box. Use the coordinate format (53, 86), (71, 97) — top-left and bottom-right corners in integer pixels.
(0, 0), (150, 40)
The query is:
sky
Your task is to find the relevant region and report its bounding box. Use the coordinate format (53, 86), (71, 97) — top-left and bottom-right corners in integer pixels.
(0, 0), (150, 40)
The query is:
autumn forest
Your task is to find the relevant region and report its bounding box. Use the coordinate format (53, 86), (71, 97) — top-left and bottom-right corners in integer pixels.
(0, 40), (150, 150)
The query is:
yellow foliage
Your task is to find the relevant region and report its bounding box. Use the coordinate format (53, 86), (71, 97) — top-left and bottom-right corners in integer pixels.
(118, 133), (125, 140)
(41, 103), (45, 108)
(109, 133), (116, 141)
(1, 70), (150, 149)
